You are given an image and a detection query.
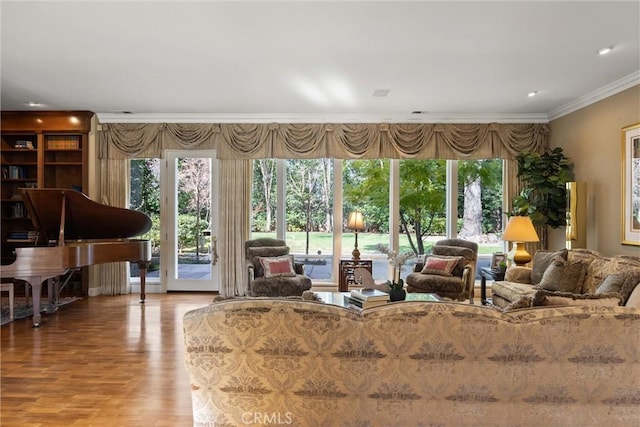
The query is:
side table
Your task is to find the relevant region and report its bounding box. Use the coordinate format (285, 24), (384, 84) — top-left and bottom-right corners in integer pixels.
(479, 267), (505, 305)
(339, 259), (372, 292)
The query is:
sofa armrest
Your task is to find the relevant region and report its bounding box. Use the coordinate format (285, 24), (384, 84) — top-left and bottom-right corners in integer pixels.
(462, 266), (473, 304)
(504, 266), (533, 284)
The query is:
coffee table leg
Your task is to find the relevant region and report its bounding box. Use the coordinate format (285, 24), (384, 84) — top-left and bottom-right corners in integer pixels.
(480, 274), (487, 305)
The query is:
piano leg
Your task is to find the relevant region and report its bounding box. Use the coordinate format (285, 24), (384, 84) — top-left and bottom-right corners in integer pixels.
(138, 262), (147, 303)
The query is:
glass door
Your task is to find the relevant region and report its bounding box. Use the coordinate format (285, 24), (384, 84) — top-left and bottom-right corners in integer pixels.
(165, 150), (219, 291)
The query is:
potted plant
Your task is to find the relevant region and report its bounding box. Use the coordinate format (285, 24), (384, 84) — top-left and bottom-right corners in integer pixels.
(387, 278), (406, 301)
(511, 147), (574, 249)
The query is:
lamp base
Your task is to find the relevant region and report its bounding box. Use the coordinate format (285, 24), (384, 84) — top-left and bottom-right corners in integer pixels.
(352, 247), (361, 260)
(508, 242), (531, 266)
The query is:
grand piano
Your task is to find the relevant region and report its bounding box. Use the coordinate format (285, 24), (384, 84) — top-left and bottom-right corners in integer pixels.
(1, 188), (152, 327)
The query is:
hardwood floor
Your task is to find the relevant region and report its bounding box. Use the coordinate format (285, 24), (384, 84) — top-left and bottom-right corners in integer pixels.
(1, 292), (215, 427)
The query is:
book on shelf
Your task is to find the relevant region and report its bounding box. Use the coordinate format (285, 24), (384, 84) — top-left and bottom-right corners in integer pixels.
(343, 295), (388, 309)
(350, 288), (389, 302)
(14, 140), (34, 149)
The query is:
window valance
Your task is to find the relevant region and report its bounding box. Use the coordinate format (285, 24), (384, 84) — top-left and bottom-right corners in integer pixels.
(97, 122), (549, 160)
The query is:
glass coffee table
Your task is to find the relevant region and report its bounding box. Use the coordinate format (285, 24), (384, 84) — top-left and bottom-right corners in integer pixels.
(313, 291), (442, 309)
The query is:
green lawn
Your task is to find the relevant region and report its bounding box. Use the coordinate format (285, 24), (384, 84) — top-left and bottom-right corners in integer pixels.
(251, 231), (501, 256)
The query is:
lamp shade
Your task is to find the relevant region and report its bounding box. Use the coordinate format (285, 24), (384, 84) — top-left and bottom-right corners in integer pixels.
(347, 211), (365, 231)
(502, 216), (540, 242)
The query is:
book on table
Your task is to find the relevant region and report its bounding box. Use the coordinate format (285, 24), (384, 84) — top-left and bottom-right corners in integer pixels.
(350, 288), (389, 302)
(344, 295), (388, 309)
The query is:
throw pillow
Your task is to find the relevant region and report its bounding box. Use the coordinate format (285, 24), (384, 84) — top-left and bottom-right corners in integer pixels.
(421, 255), (462, 277)
(625, 282), (640, 308)
(259, 255), (296, 278)
(247, 246), (289, 277)
(531, 249), (568, 285)
(595, 274), (626, 295)
(532, 289), (623, 307)
(537, 256), (585, 293)
(619, 272), (640, 305)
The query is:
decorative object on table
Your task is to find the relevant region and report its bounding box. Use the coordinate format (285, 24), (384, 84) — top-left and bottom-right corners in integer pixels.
(565, 181), (587, 249)
(502, 216), (540, 266)
(621, 123), (640, 246)
(376, 243), (413, 283)
(387, 278), (406, 301)
(511, 147), (574, 249)
(491, 252), (506, 272)
(346, 211), (365, 259)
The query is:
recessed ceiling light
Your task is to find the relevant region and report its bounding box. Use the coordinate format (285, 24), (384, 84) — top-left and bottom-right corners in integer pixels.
(598, 46), (613, 55)
(373, 89), (390, 97)
(527, 91), (538, 98)
(26, 101), (42, 107)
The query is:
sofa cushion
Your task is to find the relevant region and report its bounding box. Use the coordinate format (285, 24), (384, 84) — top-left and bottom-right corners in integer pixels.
(532, 289), (623, 307)
(531, 249), (568, 285)
(260, 255), (296, 278)
(247, 246), (290, 277)
(421, 255), (462, 277)
(537, 256), (586, 293)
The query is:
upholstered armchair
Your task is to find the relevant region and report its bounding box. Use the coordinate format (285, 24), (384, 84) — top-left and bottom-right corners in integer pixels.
(405, 238), (478, 303)
(245, 238), (312, 297)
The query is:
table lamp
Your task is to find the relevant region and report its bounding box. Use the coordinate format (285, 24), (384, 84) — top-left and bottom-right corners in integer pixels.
(347, 211), (365, 260)
(502, 216), (539, 266)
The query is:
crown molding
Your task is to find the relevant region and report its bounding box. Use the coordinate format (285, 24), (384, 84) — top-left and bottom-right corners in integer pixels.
(547, 71), (640, 121)
(96, 112), (549, 124)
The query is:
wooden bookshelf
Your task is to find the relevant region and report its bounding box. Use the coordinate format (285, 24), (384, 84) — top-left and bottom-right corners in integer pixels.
(1, 111), (93, 294)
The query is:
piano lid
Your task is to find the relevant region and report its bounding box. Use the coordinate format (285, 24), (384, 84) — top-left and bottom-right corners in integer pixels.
(21, 188), (152, 243)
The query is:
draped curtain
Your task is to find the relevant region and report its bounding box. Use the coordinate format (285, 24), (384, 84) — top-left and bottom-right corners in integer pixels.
(97, 122), (549, 295)
(97, 156), (130, 295)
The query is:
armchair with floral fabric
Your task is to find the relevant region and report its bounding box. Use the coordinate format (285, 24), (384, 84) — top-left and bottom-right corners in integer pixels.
(405, 238), (478, 302)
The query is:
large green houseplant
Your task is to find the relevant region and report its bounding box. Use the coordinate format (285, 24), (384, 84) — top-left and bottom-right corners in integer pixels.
(511, 147), (574, 249)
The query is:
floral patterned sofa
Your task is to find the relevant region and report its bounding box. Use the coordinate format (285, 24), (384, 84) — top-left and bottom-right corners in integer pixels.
(183, 298), (639, 427)
(491, 249), (640, 310)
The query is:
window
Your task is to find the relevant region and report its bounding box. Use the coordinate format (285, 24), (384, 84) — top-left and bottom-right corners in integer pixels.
(129, 158), (161, 280)
(251, 157), (505, 284)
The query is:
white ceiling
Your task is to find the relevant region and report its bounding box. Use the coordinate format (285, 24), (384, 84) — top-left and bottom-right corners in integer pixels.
(1, 0), (639, 123)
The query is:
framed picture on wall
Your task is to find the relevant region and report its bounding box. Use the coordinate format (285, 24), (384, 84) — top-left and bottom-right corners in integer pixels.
(491, 252), (506, 270)
(622, 123), (640, 246)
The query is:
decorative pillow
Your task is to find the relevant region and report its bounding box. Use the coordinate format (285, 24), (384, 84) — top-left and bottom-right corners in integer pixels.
(537, 256), (585, 293)
(247, 246), (289, 276)
(625, 282), (640, 308)
(531, 249), (568, 285)
(619, 272), (640, 305)
(532, 290), (623, 307)
(259, 255), (296, 278)
(595, 274), (626, 295)
(421, 255), (463, 277)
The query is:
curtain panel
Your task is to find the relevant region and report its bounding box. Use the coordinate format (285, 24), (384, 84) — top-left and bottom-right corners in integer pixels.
(98, 122), (549, 160)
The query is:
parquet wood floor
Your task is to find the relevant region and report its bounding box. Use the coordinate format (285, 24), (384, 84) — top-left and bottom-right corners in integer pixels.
(1, 292), (215, 426)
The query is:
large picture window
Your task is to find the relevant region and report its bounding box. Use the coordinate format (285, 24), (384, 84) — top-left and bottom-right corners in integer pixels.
(250, 157), (505, 284)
